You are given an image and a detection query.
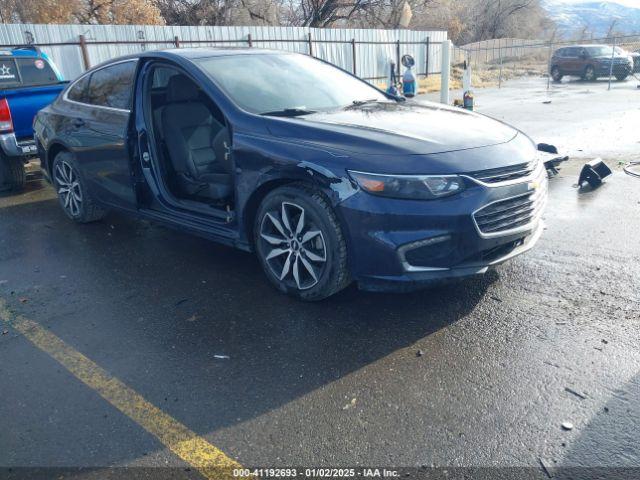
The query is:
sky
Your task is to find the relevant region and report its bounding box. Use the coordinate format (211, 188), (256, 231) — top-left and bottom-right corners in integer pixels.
(545, 0), (640, 7)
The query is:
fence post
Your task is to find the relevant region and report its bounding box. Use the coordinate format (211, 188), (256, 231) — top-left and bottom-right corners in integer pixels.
(396, 39), (401, 78)
(247, 33), (252, 47)
(546, 39), (553, 91)
(425, 37), (430, 77)
(608, 36), (616, 91)
(498, 39), (503, 88)
(440, 40), (451, 104)
(78, 34), (90, 71)
(351, 38), (357, 75)
(174, 35), (180, 48)
(307, 32), (313, 57)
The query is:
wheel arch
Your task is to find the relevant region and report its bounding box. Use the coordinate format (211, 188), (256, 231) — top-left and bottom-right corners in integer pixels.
(46, 142), (72, 177)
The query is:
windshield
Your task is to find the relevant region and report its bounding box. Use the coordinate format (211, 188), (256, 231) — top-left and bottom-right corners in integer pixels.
(586, 46), (616, 57)
(196, 53), (389, 115)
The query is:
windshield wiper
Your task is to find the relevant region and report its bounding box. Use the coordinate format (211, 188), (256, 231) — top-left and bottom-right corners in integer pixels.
(351, 98), (380, 106)
(260, 108), (316, 117)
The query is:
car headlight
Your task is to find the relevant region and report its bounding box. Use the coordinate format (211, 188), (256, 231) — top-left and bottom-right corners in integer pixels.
(348, 170), (465, 200)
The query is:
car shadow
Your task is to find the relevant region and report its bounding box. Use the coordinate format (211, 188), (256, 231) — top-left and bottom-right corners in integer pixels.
(0, 192), (499, 462)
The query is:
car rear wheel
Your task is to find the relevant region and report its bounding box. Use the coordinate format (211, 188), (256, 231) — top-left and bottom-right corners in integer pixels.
(551, 66), (563, 82)
(615, 74), (628, 81)
(52, 151), (106, 223)
(0, 154), (26, 192)
(583, 65), (596, 82)
(254, 184), (350, 301)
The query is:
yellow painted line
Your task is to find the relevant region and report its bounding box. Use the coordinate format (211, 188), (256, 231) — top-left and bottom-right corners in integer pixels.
(0, 299), (242, 480)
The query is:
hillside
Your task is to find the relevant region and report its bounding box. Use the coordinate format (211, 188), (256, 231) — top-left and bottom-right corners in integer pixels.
(544, 1), (640, 36)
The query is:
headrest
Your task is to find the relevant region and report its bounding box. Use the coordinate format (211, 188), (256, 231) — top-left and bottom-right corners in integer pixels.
(166, 75), (200, 102)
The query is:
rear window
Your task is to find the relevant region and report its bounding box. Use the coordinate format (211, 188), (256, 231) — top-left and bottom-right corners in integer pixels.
(16, 58), (59, 85)
(0, 57), (59, 87)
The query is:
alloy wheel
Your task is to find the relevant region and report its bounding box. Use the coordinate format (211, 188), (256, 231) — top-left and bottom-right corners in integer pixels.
(584, 66), (595, 81)
(54, 160), (83, 217)
(259, 201), (327, 290)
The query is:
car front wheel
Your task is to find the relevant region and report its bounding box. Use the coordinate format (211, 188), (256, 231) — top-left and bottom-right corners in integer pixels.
(583, 65), (596, 81)
(551, 66), (563, 82)
(254, 184), (350, 301)
(52, 151), (106, 223)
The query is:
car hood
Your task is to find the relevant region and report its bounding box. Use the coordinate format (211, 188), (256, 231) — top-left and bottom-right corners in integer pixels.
(265, 101), (519, 156)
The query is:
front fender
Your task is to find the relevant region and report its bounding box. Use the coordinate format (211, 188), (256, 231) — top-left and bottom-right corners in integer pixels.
(233, 132), (359, 247)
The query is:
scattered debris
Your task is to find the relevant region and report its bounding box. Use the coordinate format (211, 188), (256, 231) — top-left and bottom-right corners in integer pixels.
(186, 314), (198, 322)
(18, 297), (28, 303)
(564, 387), (587, 400)
(175, 298), (189, 306)
(561, 421), (574, 431)
(490, 295), (503, 302)
(343, 398), (357, 410)
(416, 349), (424, 357)
(542, 100), (552, 104)
(578, 158), (612, 189)
(539, 457), (552, 479)
(2, 330), (8, 335)
(601, 339), (608, 344)
(213, 354), (230, 360)
(604, 407), (609, 413)
(556, 321), (567, 325)
(0, 280), (7, 285)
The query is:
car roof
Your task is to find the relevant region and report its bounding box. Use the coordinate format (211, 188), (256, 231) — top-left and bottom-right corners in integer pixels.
(90, 47), (292, 71)
(0, 46), (45, 58)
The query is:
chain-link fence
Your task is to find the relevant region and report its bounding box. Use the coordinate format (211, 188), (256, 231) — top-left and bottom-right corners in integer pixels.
(450, 35), (640, 93)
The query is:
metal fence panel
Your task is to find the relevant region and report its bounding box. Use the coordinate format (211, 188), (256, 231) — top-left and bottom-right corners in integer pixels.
(0, 23), (446, 82)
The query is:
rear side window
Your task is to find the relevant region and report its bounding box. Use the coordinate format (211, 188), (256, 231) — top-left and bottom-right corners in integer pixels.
(67, 75), (90, 102)
(15, 58), (59, 85)
(86, 61), (137, 110)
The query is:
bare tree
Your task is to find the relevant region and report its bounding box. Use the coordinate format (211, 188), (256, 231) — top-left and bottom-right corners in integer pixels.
(0, 0), (164, 24)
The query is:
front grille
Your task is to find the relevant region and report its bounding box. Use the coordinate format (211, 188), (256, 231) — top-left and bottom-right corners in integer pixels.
(473, 183), (547, 235)
(468, 160), (537, 184)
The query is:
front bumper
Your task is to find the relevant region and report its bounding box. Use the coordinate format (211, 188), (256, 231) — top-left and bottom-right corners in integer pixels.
(596, 63), (633, 76)
(337, 163), (548, 292)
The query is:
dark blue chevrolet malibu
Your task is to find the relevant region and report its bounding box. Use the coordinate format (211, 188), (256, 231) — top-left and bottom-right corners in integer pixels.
(34, 48), (548, 300)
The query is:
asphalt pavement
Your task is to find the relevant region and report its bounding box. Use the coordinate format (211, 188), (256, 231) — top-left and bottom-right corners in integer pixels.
(1, 77), (639, 479)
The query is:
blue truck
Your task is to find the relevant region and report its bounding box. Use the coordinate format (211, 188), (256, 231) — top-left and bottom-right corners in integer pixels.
(0, 46), (66, 192)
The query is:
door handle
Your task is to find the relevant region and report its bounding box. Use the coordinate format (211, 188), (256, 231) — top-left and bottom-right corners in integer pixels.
(72, 118), (85, 128)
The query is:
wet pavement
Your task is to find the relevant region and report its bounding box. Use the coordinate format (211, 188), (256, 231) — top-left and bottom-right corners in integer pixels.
(1, 83), (639, 478)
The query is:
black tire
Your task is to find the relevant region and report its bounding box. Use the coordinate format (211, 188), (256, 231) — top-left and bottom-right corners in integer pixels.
(615, 74), (628, 81)
(583, 65), (596, 82)
(254, 183), (350, 301)
(52, 151), (106, 223)
(0, 154), (26, 192)
(550, 66), (563, 82)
